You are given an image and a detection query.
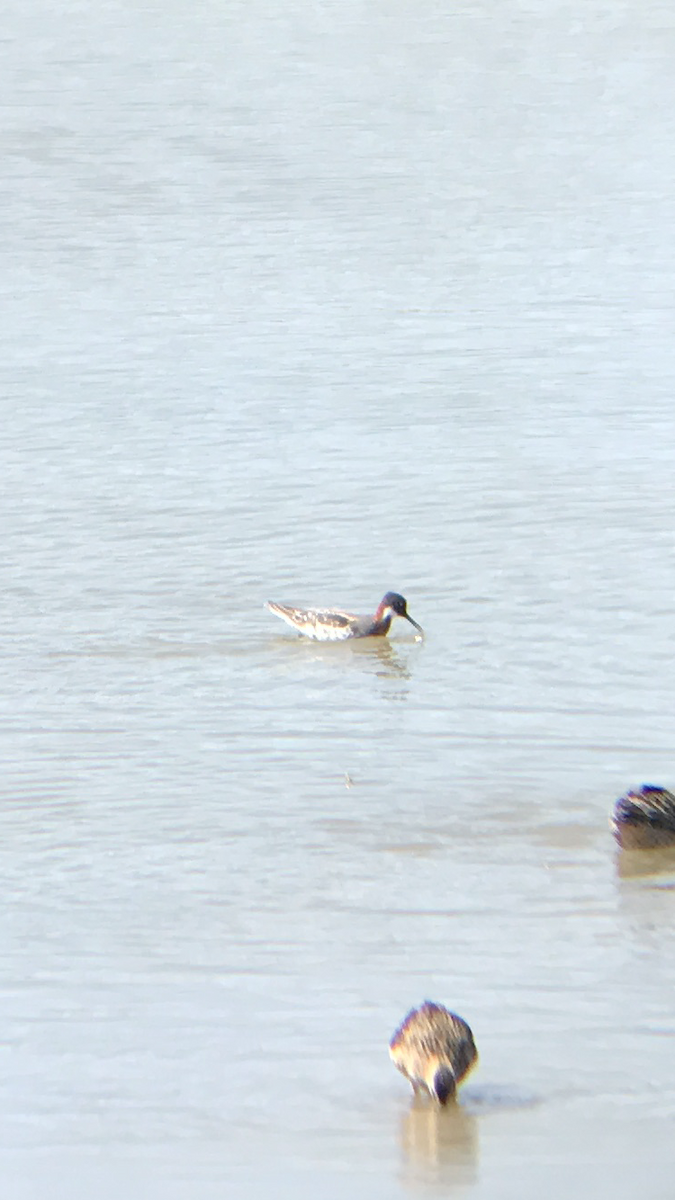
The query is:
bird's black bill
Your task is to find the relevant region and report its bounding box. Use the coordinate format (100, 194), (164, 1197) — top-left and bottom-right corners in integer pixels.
(405, 614), (424, 634)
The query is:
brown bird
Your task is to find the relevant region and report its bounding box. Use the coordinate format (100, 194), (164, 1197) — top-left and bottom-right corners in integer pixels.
(612, 784), (675, 850)
(389, 1001), (478, 1105)
(266, 591), (423, 641)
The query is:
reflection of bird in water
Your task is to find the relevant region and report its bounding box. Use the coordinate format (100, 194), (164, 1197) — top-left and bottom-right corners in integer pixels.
(389, 1002), (478, 1105)
(612, 784), (675, 850)
(615, 843), (675, 880)
(291, 635), (413, 682)
(398, 1095), (478, 1187)
(266, 591), (423, 641)
(370, 638), (413, 685)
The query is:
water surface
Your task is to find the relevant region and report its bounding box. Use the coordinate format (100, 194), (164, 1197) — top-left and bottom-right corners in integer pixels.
(2, 1), (675, 1196)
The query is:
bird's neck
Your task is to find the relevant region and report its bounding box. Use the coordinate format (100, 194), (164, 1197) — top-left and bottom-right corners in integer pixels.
(369, 605), (394, 635)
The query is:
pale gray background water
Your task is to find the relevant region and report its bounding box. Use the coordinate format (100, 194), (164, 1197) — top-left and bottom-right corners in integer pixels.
(2, 0), (675, 1197)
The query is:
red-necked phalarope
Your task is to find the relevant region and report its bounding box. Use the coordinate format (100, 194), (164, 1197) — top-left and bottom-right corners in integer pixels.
(389, 1002), (478, 1105)
(266, 591), (423, 641)
(611, 784), (675, 850)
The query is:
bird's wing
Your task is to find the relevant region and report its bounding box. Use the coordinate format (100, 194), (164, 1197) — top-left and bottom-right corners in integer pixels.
(617, 787), (675, 827)
(266, 602), (359, 639)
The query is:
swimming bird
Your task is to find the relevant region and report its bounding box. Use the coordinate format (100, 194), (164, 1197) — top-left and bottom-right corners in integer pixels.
(611, 784), (675, 850)
(265, 591), (423, 641)
(389, 1002), (478, 1105)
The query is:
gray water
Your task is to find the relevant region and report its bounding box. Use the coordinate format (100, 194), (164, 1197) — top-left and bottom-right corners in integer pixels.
(2, 1), (675, 1196)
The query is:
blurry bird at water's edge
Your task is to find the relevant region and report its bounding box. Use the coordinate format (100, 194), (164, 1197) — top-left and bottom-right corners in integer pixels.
(389, 1002), (478, 1104)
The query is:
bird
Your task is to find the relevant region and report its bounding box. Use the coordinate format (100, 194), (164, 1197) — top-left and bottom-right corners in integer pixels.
(265, 591), (423, 642)
(389, 1002), (478, 1105)
(611, 784), (675, 850)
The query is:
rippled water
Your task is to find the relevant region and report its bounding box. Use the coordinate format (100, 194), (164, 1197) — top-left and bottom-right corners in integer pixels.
(2, 0), (675, 1196)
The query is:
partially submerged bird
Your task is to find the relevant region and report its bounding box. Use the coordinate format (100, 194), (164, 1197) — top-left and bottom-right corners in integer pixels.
(611, 784), (675, 850)
(266, 591), (423, 641)
(389, 1002), (478, 1105)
